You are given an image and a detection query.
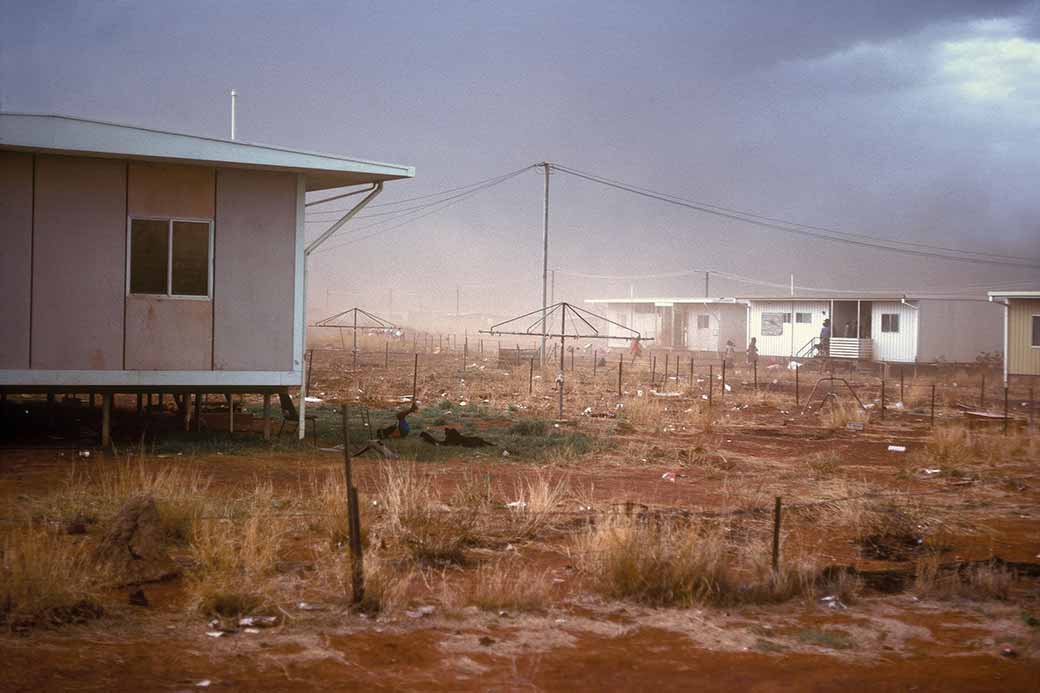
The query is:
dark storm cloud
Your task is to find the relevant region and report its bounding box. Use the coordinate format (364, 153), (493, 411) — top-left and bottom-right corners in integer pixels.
(1, 0), (1037, 315)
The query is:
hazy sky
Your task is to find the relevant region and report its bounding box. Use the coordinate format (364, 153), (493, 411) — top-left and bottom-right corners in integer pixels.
(3, 0), (1038, 319)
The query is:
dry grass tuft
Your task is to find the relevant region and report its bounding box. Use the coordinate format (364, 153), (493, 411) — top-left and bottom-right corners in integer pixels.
(465, 558), (553, 612)
(187, 514), (289, 616)
(507, 471), (570, 539)
(820, 399), (868, 430)
(373, 462), (482, 565)
(913, 554), (1013, 601)
(0, 528), (107, 627)
(36, 458), (212, 544)
(575, 515), (826, 607)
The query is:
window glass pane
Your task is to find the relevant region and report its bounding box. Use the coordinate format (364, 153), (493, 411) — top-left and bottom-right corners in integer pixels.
(796, 312), (812, 324)
(129, 219), (169, 294)
(1032, 316), (1039, 347)
(761, 313), (784, 336)
(171, 222), (210, 296)
(697, 315), (709, 329)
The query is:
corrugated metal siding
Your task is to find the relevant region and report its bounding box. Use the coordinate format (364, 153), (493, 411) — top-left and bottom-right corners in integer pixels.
(0, 151), (33, 369)
(748, 301), (828, 357)
(916, 300), (1003, 363)
(871, 302), (917, 362)
(1008, 299), (1040, 376)
(605, 304), (656, 348)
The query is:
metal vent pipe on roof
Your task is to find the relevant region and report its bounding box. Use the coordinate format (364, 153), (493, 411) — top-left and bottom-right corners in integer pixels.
(230, 89), (237, 140)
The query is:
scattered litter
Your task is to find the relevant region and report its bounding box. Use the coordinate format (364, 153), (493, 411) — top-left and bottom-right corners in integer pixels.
(459, 401), (468, 406)
(555, 618), (567, 624)
(650, 390), (681, 397)
(887, 445), (907, 453)
(922, 468), (941, 475)
(819, 595), (847, 610)
(502, 450), (510, 457)
(238, 615), (279, 628)
(196, 681), (212, 688)
(205, 631), (224, 638)
(406, 605), (436, 619)
(892, 401), (904, 410)
(304, 396), (323, 403)
(1000, 644), (1018, 658)
(661, 472), (677, 482)
(724, 384), (731, 392)
(788, 361), (802, 370)
(845, 421), (864, 432)
(77, 450), (92, 459)
(582, 407), (593, 416)
(506, 500), (527, 509)
(637, 389), (645, 397)
(244, 627), (260, 634)
(296, 602), (326, 611)
(767, 364), (780, 370)
(863, 403), (875, 409)
(701, 394), (709, 401)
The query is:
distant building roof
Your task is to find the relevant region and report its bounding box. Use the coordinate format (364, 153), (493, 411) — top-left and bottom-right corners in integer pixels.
(584, 297), (746, 305)
(0, 112), (414, 191)
(988, 290), (1040, 299)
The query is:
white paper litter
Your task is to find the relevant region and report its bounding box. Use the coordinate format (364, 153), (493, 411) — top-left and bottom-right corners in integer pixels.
(304, 396), (323, 403)
(887, 445), (907, 453)
(788, 361), (802, 370)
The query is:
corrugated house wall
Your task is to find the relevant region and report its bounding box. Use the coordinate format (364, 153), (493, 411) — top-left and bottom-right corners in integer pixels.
(1006, 298), (1040, 376)
(685, 303), (747, 354)
(0, 151), (301, 385)
(870, 301), (918, 363)
(748, 300), (828, 358)
(916, 300), (1003, 364)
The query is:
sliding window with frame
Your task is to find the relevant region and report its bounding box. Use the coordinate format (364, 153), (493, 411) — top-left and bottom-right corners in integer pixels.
(127, 217), (213, 299)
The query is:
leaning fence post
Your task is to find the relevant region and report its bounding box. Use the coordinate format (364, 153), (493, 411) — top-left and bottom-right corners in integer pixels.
(981, 373), (986, 409)
(753, 360), (758, 391)
(795, 363), (799, 407)
(529, 357), (534, 395)
(930, 383), (936, 428)
(689, 357), (694, 388)
(1004, 386), (1009, 436)
(772, 496), (782, 572)
(880, 378), (885, 421)
(341, 407), (364, 604)
(709, 364), (714, 407)
(593, 350), (598, 377)
(900, 367), (905, 403)
(651, 356), (656, 386)
(618, 357), (623, 397)
(721, 359), (726, 400)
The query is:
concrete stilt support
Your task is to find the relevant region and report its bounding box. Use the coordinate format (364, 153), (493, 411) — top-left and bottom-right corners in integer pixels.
(101, 393), (113, 448)
(192, 392), (203, 432)
(263, 393), (272, 441)
(136, 393), (143, 415)
(227, 393), (234, 433)
(183, 394), (192, 432)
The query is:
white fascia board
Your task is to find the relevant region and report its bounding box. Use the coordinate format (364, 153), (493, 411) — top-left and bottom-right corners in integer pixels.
(988, 291), (1040, 299)
(0, 370), (302, 387)
(0, 113), (414, 186)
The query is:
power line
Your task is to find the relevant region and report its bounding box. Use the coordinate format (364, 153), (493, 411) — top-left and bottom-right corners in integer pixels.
(305, 165), (537, 217)
(309, 166), (534, 255)
(550, 164), (1040, 269)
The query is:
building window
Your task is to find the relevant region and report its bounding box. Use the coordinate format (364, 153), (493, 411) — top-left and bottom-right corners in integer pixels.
(761, 313), (784, 336)
(881, 313), (900, 333)
(795, 312), (812, 324)
(1032, 315), (1040, 347)
(697, 314), (710, 329)
(782, 313), (792, 323)
(129, 218), (212, 298)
